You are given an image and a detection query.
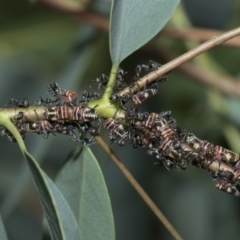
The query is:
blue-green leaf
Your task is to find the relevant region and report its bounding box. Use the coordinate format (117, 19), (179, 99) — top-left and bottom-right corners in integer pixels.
(110, 0), (180, 64)
(55, 146), (115, 240)
(0, 215), (8, 240)
(2, 119), (80, 240)
(24, 151), (80, 240)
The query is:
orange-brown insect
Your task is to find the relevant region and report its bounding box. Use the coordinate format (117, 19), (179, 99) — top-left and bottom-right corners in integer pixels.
(48, 82), (77, 104)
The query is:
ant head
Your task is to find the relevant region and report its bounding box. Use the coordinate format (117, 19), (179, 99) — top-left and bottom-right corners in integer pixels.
(48, 82), (61, 96)
(117, 68), (127, 77)
(94, 92), (101, 99)
(82, 90), (88, 98)
(179, 159), (189, 170)
(148, 140), (154, 149)
(110, 94), (118, 101)
(224, 171), (234, 180)
(118, 140), (126, 146)
(52, 83), (61, 95)
(89, 127), (97, 134)
(80, 123), (89, 133)
(22, 98), (29, 107)
(147, 148), (158, 157)
(174, 142), (181, 149)
(15, 111), (24, 120)
(35, 97), (44, 105)
(164, 159), (174, 169)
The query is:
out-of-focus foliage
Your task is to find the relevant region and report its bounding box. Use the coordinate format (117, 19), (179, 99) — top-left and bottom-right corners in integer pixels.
(0, 215), (8, 240)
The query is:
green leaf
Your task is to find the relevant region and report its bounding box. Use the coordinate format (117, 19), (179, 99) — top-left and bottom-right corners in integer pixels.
(24, 151), (80, 240)
(2, 119), (80, 240)
(0, 215), (8, 240)
(110, 0), (180, 64)
(55, 146), (115, 240)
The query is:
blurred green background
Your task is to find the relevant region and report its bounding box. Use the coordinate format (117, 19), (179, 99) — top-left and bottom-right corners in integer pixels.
(0, 1), (240, 239)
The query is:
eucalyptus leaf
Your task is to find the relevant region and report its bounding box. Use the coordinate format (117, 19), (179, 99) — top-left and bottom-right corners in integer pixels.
(55, 146), (115, 240)
(0, 215), (8, 240)
(1, 119), (80, 240)
(110, 0), (180, 64)
(24, 151), (80, 240)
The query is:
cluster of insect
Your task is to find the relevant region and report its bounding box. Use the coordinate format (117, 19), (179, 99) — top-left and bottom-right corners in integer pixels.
(1, 60), (240, 197)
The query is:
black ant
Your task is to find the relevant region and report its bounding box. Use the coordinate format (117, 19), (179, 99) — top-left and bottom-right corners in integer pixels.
(6, 97), (30, 108)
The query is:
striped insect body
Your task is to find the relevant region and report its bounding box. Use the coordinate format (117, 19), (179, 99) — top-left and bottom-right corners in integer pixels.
(144, 112), (158, 129)
(48, 82), (77, 105)
(185, 133), (240, 167)
(104, 118), (128, 139)
(215, 178), (240, 197)
(132, 87), (158, 105)
(185, 134), (202, 150)
(155, 119), (175, 140)
(158, 138), (182, 160)
(214, 145), (240, 163)
(26, 120), (54, 139)
(73, 106), (98, 122)
(44, 105), (98, 123)
(104, 118), (129, 146)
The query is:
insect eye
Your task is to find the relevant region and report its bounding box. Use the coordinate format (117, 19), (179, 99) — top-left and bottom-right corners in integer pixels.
(51, 83), (61, 94)
(165, 160), (174, 168)
(23, 99), (29, 106)
(174, 143), (181, 149)
(110, 94), (117, 101)
(54, 88), (60, 94)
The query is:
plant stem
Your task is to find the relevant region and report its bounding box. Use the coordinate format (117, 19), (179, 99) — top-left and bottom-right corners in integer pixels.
(94, 135), (184, 240)
(117, 26), (240, 96)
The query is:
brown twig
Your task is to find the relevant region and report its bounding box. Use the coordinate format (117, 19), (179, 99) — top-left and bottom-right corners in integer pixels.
(162, 27), (240, 48)
(35, 0), (110, 31)
(141, 46), (240, 98)
(76, 12), (109, 32)
(32, 0), (90, 13)
(118, 26), (240, 97)
(94, 135), (183, 240)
